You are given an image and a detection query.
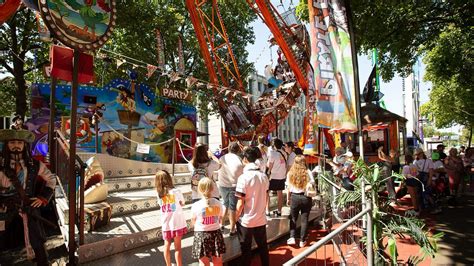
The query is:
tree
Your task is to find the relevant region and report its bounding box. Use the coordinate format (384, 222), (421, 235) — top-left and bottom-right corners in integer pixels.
(0, 1), (257, 119)
(421, 27), (474, 129)
(105, 0), (256, 118)
(296, 0), (473, 80)
(0, 7), (49, 118)
(0, 77), (17, 117)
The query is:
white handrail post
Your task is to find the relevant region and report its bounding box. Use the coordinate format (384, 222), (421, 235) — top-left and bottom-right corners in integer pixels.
(366, 198), (374, 265)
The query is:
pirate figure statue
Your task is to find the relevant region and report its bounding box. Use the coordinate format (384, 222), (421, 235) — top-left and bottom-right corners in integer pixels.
(10, 113), (28, 130)
(0, 129), (56, 264)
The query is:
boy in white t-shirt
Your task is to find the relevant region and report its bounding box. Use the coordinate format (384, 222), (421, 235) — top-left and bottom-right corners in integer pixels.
(235, 147), (270, 266)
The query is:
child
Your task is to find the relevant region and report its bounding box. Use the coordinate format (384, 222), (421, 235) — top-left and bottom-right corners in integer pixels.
(191, 177), (226, 266)
(155, 170), (187, 266)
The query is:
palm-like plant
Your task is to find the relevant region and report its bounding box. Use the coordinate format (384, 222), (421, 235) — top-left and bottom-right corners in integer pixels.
(318, 158), (443, 265)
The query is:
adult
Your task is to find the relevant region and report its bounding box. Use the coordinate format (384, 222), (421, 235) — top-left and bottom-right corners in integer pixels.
(436, 144), (447, 160)
(188, 143), (221, 202)
(235, 147), (269, 266)
(266, 138), (287, 217)
(390, 149), (401, 174)
(286, 155), (315, 248)
(0, 129), (56, 264)
(217, 142), (243, 236)
(463, 148), (474, 192)
(285, 141), (297, 169)
(378, 146), (396, 202)
(402, 155), (420, 214)
(444, 148), (464, 197)
(413, 148), (436, 211)
(256, 135), (268, 173)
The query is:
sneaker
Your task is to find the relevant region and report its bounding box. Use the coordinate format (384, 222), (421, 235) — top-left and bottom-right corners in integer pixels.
(229, 230), (237, 237)
(273, 210), (282, 217)
(299, 241), (307, 248)
(287, 237), (296, 245)
(265, 212), (272, 217)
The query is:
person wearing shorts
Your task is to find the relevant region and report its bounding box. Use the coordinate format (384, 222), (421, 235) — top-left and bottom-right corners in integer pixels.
(217, 142), (243, 236)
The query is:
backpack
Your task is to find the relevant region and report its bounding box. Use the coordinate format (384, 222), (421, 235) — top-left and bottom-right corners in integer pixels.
(191, 165), (208, 193)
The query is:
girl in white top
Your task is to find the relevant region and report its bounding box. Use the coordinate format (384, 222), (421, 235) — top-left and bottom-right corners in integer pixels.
(285, 155), (315, 247)
(191, 177), (226, 265)
(155, 170), (187, 266)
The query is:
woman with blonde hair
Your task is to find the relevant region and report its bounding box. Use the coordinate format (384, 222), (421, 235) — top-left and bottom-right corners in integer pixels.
(286, 155), (315, 248)
(191, 177), (226, 265)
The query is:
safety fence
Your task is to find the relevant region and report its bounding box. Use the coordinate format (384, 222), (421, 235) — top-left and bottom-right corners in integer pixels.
(284, 171), (373, 265)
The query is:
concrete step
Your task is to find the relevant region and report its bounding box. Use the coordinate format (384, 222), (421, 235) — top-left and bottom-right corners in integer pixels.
(56, 185), (193, 227)
(77, 195), (298, 263)
(106, 172), (191, 193)
(83, 206), (324, 265)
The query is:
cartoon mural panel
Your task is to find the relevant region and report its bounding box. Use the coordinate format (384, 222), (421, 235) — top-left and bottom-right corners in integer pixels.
(29, 79), (196, 163)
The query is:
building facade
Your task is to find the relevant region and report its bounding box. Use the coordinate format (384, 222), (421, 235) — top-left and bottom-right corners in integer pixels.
(402, 59), (422, 148)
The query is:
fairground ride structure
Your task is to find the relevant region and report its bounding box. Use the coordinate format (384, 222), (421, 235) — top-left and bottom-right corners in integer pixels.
(186, 0), (331, 151)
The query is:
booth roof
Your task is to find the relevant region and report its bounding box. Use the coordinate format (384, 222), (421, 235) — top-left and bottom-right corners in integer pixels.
(361, 103), (407, 126)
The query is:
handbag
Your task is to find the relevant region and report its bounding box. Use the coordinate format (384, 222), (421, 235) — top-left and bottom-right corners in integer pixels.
(304, 182), (317, 198)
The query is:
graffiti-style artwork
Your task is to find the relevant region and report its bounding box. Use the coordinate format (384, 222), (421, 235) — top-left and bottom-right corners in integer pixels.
(29, 79), (196, 163)
(38, 0), (116, 51)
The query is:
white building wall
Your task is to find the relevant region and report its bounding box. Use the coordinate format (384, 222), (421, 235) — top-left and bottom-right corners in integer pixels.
(403, 60), (421, 139)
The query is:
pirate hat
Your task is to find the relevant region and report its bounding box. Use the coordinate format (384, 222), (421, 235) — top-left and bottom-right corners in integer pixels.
(0, 129), (35, 143)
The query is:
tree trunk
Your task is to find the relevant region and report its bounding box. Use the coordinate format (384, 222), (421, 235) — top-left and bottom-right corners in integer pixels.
(14, 69), (27, 118)
(469, 125), (473, 147)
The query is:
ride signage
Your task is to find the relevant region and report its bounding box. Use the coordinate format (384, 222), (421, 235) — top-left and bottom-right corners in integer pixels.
(161, 88), (192, 102)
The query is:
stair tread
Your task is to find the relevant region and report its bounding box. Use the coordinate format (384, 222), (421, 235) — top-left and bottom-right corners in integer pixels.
(106, 172), (190, 181)
(84, 207), (194, 243)
(107, 184), (191, 203)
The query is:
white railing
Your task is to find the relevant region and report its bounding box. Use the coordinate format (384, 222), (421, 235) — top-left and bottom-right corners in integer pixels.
(286, 171), (373, 265)
(283, 200), (373, 266)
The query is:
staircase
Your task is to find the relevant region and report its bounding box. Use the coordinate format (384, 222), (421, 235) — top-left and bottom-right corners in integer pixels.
(55, 153), (284, 264)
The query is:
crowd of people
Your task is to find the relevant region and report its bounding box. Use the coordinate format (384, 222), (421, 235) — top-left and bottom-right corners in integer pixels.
(155, 136), (314, 266)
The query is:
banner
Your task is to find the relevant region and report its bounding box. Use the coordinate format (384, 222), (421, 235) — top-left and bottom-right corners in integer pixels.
(308, 0), (358, 131)
(177, 34), (185, 74)
(156, 29), (165, 69)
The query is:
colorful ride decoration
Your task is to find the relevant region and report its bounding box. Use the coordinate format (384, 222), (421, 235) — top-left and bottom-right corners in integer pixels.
(29, 79), (196, 163)
(38, 0), (116, 51)
(0, 0), (21, 25)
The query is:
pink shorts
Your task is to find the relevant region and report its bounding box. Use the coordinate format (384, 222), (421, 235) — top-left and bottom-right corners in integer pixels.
(162, 227), (187, 241)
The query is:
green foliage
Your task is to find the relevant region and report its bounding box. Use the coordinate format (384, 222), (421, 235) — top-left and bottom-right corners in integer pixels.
(1, 1), (257, 119)
(421, 27), (474, 128)
(0, 77), (17, 116)
(0, 7), (49, 117)
(296, 0), (472, 81)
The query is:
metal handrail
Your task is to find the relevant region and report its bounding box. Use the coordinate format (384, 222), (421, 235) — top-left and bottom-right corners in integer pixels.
(283, 200), (373, 266)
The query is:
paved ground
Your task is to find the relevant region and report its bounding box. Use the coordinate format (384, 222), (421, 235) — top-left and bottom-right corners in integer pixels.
(431, 193), (474, 265)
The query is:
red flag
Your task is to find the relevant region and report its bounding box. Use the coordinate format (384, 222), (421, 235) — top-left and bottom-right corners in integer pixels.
(146, 64), (158, 78)
(0, 0), (21, 25)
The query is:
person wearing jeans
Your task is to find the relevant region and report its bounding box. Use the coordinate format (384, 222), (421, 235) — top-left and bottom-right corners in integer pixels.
(235, 147), (269, 266)
(286, 155), (314, 247)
